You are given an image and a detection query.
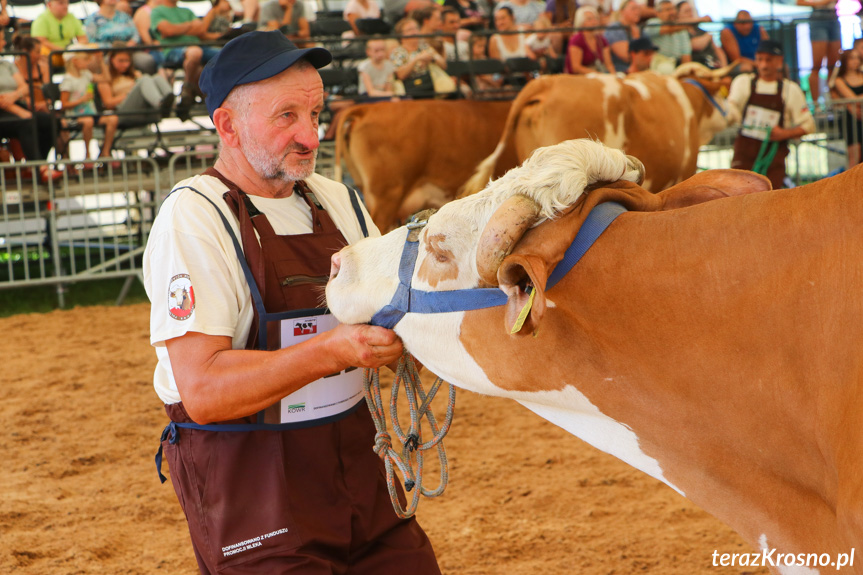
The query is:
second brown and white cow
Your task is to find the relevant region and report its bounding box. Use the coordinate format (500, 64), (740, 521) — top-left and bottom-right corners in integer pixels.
(333, 99), (517, 231)
(327, 139), (863, 573)
(462, 71), (740, 196)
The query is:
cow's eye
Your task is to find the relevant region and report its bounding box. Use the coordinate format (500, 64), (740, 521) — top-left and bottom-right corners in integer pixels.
(436, 252), (449, 263)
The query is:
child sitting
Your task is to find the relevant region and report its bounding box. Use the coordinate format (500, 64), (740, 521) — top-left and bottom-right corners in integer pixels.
(525, 12), (558, 68)
(59, 46), (119, 165)
(357, 37), (397, 97)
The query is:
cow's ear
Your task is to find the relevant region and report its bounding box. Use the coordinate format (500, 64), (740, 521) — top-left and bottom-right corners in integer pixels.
(497, 254), (547, 337)
(659, 169), (772, 209)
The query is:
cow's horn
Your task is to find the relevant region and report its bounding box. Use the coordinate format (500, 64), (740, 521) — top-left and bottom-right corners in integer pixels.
(625, 154), (645, 185)
(476, 195), (542, 287)
(708, 61), (738, 79)
(672, 61), (711, 78)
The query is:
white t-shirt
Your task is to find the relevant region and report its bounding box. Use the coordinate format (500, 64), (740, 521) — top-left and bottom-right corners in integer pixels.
(727, 74), (816, 137)
(143, 172), (379, 404)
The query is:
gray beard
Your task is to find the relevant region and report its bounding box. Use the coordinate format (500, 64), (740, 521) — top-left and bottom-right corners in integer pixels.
(241, 139), (317, 183)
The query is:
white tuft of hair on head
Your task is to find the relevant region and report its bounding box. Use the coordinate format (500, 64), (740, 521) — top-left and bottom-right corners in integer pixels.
(468, 139), (640, 222)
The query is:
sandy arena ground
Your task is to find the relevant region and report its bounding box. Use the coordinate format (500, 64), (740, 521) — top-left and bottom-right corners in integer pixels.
(1, 303), (767, 574)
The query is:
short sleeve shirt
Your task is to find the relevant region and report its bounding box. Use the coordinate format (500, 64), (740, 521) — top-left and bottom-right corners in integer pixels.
(727, 73), (816, 136)
(357, 58), (395, 94)
(258, 0), (306, 34)
(84, 11), (140, 46)
(150, 5), (199, 45)
(0, 60), (19, 94)
(31, 11), (86, 48)
(604, 21), (632, 73)
(343, 0), (381, 19)
(60, 70), (97, 116)
(645, 17), (691, 60)
(144, 173), (379, 404)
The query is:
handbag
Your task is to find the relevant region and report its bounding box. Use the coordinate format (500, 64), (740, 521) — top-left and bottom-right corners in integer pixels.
(403, 72), (435, 97)
(429, 63), (457, 94)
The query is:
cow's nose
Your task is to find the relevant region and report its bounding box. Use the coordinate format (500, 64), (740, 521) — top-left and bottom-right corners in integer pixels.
(330, 252), (342, 280)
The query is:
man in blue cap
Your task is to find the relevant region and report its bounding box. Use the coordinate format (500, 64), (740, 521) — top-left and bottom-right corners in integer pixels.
(727, 39), (815, 189)
(144, 30), (441, 574)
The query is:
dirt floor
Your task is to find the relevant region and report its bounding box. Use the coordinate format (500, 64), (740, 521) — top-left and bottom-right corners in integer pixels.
(1, 303), (767, 574)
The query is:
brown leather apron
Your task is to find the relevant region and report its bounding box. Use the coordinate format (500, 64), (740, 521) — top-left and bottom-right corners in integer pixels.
(731, 78), (790, 190)
(157, 170), (440, 575)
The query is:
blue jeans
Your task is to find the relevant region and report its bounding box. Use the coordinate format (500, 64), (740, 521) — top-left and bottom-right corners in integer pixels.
(163, 45), (221, 68)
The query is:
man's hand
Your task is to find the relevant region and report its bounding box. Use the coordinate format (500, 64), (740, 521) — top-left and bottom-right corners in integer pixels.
(328, 323), (404, 369)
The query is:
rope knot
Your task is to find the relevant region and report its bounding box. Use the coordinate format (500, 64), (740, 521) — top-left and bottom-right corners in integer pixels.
(373, 430), (392, 456)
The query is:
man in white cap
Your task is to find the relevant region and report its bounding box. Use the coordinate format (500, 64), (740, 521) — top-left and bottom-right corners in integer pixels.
(145, 30), (440, 575)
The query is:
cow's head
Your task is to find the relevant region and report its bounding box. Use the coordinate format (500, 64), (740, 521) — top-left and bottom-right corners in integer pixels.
(674, 63), (741, 145)
(326, 139), (643, 332)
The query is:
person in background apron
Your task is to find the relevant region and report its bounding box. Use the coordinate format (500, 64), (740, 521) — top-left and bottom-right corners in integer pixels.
(143, 30), (441, 575)
(727, 40), (816, 190)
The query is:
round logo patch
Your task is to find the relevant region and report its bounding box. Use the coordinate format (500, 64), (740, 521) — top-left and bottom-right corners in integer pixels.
(168, 274), (195, 321)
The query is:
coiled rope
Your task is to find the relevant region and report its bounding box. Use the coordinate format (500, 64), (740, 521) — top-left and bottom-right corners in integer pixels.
(363, 352), (456, 518)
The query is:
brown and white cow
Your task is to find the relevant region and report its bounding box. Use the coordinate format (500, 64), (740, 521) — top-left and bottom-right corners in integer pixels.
(333, 99), (518, 231)
(461, 71), (740, 196)
(327, 139), (863, 573)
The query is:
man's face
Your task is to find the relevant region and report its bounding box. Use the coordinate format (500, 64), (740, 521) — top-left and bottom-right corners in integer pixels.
(755, 52), (782, 79)
(658, 2), (675, 22)
(232, 65), (324, 183)
(443, 13), (459, 33)
(631, 49), (653, 71)
(48, 0), (69, 18)
(734, 13), (754, 35)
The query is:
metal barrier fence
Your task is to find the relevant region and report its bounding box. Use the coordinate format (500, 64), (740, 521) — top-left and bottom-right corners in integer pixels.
(1, 100), (858, 308)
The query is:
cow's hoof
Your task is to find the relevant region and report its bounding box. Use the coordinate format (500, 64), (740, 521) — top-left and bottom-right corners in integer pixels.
(625, 155), (646, 185)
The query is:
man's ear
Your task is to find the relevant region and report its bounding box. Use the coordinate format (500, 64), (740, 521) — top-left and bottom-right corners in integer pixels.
(212, 107), (239, 148)
(497, 254), (548, 337)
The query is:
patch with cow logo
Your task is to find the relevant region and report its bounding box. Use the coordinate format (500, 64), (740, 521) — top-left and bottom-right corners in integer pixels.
(168, 274), (195, 321)
(293, 317), (317, 336)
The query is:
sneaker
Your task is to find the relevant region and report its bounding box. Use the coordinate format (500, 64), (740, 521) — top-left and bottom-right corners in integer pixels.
(176, 93), (195, 122)
(159, 92), (176, 119)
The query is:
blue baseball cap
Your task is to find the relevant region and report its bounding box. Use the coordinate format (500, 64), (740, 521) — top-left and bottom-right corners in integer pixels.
(199, 30), (332, 119)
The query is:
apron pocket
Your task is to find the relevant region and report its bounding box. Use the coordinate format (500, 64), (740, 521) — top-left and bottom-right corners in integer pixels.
(198, 430), (303, 571)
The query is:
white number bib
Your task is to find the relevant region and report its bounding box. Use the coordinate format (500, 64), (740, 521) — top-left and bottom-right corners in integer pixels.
(276, 314), (364, 424)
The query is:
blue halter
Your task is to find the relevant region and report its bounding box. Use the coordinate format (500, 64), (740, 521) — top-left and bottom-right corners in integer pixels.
(682, 78), (728, 118)
(369, 201), (627, 329)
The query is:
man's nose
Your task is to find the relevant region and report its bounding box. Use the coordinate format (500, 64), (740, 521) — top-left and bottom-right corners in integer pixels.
(296, 115), (320, 151)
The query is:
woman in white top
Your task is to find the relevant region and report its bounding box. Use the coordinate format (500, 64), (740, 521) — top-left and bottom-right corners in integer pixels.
(489, 6), (534, 61)
(343, 0), (382, 36)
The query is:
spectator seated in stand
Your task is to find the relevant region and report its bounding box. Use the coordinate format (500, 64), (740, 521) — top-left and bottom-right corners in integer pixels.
(442, 0), (485, 31)
(525, 11), (557, 67)
(344, 0), (387, 37)
(833, 49), (863, 168)
(257, 0), (310, 45)
(720, 10), (767, 75)
(13, 35), (49, 114)
(676, 0), (726, 70)
(97, 44), (175, 128)
(605, 0), (642, 74)
(390, 16), (446, 98)
(643, 0), (690, 67)
(151, 0), (223, 120)
(489, 6), (534, 62)
(31, 0), (88, 70)
(440, 7), (469, 61)
(564, 5), (613, 74)
(358, 37), (397, 96)
(0, 32), (59, 182)
(205, 0), (234, 40)
(59, 46), (119, 166)
(494, 0), (544, 27)
(85, 0), (158, 74)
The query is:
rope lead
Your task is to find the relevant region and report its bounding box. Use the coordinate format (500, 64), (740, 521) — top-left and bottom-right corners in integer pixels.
(363, 351), (456, 518)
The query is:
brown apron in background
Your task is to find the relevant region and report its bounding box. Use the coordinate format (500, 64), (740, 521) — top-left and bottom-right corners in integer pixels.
(732, 78), (789, 190)
(159, 170), (440, 575)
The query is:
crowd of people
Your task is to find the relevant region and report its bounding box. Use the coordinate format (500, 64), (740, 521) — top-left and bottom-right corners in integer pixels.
(0, 0), (857, 177)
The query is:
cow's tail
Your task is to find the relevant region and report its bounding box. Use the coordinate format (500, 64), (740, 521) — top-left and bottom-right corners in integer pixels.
(459, 79), (549, 198)
(333, 105), (367, 183)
